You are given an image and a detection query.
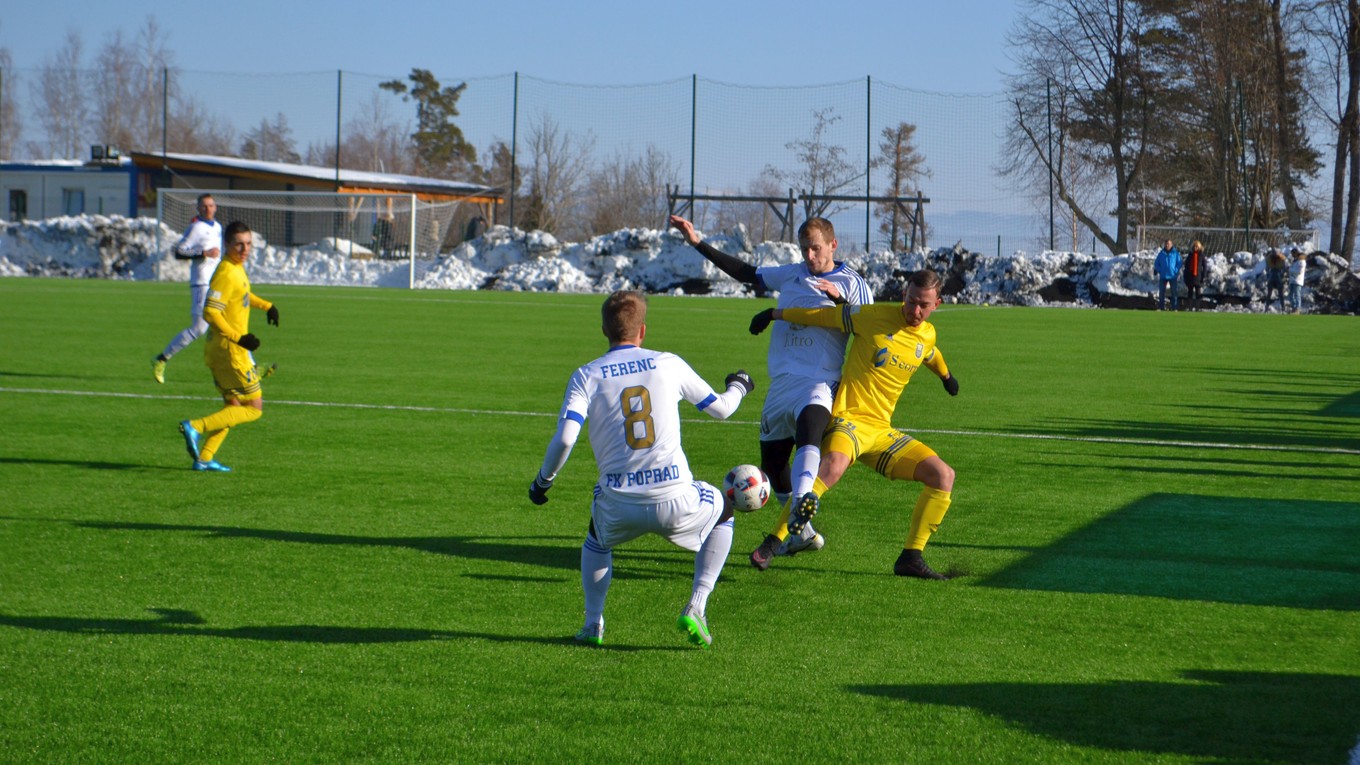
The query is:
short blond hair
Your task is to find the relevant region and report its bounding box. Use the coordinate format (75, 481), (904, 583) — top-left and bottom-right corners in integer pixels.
(797, 217), (835, 242)
(601, 290), (647, 343)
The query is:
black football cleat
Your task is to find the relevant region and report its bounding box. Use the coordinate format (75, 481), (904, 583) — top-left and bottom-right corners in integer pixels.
(894, 549), (947, 580)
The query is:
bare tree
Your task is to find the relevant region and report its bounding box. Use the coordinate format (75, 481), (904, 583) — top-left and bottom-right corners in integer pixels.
(0, 47), (21, 160)
(585, 145), (678, 234)
(521, 114), (595, 239)
(765, 107), (863, 220)
(30, 30), (89, 158)
(1005, 0), (1156, 254)
(1300, 0), (1360, 258)
(165, 92), (235, 155)
(239, 113), (300, 163)
(91, 17), (173, 153)
(875, 122), (930, 250)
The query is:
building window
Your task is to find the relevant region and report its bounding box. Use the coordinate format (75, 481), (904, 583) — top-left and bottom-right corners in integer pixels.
(62, 188), (86, 216)
(8, 190), (26, 221)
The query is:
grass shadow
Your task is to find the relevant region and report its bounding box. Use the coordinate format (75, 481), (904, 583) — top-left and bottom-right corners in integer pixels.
(0, 457), (183, 472)
(976, 494), (1360, 610)
(0, 608), (677, 651)
(851, 669), (1360, 764)
(72, 520), (672, 580)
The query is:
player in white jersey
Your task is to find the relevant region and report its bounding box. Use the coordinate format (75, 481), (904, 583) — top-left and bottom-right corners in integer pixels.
(152, 194), (223, 383)
(670, 214), (873, 570)
(529, 290), (755, 648)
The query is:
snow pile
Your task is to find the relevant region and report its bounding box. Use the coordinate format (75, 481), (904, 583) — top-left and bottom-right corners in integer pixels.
(2, 215), (1357, 313)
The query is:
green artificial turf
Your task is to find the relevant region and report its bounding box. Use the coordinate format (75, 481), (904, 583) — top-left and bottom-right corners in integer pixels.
(1, 278), (1357, 764)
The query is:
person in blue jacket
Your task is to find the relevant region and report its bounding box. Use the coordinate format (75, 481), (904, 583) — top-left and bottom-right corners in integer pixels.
(1154, 239), (1183, 311)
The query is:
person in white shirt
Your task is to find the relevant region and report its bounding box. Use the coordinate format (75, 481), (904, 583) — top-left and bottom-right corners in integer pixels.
(152, 194), (223, 383)
(670, 214), (873, 570)
(1288, 248), (1307, 314)
(529, 290), (754, 648)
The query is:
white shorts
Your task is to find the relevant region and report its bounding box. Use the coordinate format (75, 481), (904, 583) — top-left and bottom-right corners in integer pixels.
(590, 481), (722, 552)
(758, 375), (837, 442)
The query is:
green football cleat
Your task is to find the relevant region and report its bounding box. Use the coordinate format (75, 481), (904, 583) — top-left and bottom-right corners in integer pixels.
(192, 460), (232, 472)
(151, 357), (166, 384)
(677, 606), (711, 648)
(178, 420), (202, 460)
(574, 622), (604, 646)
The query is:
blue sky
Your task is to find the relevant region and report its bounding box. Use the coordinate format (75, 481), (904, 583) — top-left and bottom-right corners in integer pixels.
(1, 0), (1019, 92)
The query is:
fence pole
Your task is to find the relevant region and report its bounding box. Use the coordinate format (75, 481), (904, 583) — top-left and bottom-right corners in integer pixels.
(690, 75), (698, 215)
(1047, 78), (1054, 251)
(509, 72), (519, 229)
(335, 70), (342, 187)
(161, 68), (169, 170)
(865, 75), (871, 253)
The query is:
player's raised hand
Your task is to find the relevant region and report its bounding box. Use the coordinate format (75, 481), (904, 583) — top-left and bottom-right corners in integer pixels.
(725, 370), (755, 395)
(237, 333), (261, 351)
(266, 306), (280, 327)
(749, 308), (775, 335)
(529, 473), (553, 505)
(942, 373), (959, 396)
(668, 215), (700, 246)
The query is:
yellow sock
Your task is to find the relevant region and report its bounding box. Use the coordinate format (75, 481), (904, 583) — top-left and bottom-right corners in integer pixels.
(194, 405), (262, 434)
(812, 476), (829, 496)
(768, 496), (792, 541)
(199, 427), (230, 462)
(906, 487), (951, 550)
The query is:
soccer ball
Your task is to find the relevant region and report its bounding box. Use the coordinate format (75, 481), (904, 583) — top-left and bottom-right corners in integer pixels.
(722, 464), (771, 512)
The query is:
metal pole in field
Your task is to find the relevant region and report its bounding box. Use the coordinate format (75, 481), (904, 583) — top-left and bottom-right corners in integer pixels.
(690, 74), (697, 215)
(509, 72), (519, 228)
(335, 70), (343, 187)
(409, 194), (418, 290)
(161, 68), (169, 170)
(1047, 78), (1054, 251)
(865, 75), (871, 253)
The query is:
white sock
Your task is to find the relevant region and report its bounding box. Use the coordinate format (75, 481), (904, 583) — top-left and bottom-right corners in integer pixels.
(790, 445), (820, 498)
(581, 538), (612, 628)
(688, 519), (734, 615)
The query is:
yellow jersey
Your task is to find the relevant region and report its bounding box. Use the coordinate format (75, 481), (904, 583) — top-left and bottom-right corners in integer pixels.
(781, 303), (949, 429)
(203, 258), (272, 363)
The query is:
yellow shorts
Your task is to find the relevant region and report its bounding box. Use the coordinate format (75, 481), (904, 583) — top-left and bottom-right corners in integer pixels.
(823, 416), (937, 481)
(206, 347), (262, 402)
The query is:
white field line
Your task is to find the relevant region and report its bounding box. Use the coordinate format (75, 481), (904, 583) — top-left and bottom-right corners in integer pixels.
(3, 386), (1359, 457)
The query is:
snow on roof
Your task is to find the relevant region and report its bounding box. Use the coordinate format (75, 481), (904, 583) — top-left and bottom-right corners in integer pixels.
(142, 152), (498, 196)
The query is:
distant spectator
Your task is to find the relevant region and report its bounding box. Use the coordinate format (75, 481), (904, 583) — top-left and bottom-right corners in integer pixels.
(1288, 248), (1307, 314)
(1182, 240), (1206, 311)
(1264, 247), (1288, 311)
(1154, 239), (1182, 311)
(372, 214), (395, 259)
(464, 215), (488, 242)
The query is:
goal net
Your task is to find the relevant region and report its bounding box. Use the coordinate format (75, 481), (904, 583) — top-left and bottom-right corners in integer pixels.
(1135, 224), (1320, 256)
(159, 190), (466, 284)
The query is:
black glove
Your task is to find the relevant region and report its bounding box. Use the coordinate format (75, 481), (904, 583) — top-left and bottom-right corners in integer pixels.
(266, 306), (280, 327)
(237, 333), (261, 351)
(942, 373), (959, 396)
(749, 308), (775, 335)
(529, 473), (553, 505)
(725, 370), (754, 395)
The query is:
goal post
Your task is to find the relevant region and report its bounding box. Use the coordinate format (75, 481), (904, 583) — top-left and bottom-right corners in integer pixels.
(1136, 224), (1320, 256)
(157, 190), (466, 288)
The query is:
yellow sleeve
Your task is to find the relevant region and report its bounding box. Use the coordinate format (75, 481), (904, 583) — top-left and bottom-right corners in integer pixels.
(782, 305), (852, 332)
(203, 270), (241, 343)
(923, 346), (950, 379)
(249, 294), (273, 311)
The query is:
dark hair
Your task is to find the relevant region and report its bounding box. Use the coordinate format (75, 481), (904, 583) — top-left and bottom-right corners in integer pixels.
(224, 221), (252, 241)
(601, 290), (647, 343)
(197, 193), (214, 204)
(905, 269), (943, 294)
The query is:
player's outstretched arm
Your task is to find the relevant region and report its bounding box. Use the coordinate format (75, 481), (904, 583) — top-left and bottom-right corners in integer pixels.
(669, 215), (758, 284)
(530, 416), (581, 505)
(924, 348), (958, 395)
